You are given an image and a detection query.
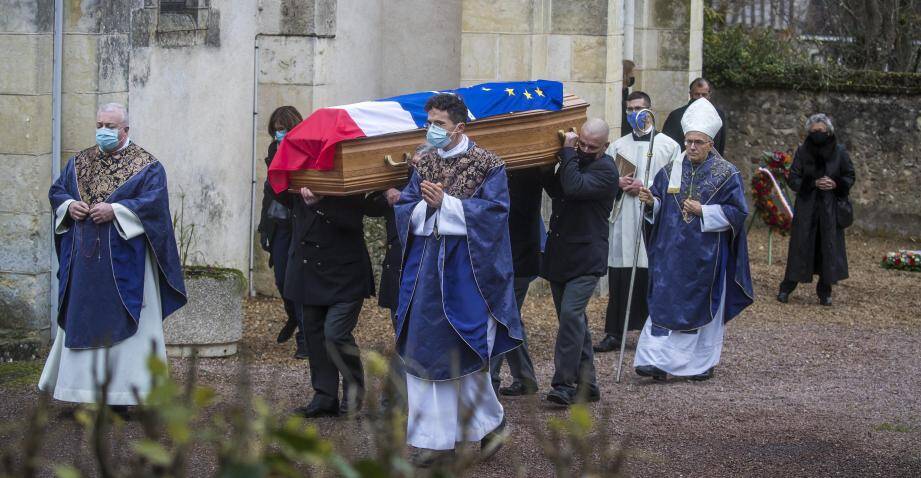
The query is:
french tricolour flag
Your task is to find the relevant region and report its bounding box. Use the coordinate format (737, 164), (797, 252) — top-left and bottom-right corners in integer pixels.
(268, 80), (564, 193)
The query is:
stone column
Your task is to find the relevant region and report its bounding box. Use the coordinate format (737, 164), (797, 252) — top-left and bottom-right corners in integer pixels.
(0, 3), (55, 337)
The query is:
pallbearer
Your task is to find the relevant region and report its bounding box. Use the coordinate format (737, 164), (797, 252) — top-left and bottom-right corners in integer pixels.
(634, 98), (753, 381)
(394, 93), (523, 467)
(40, 103), (187, 410)
(593, 91), (680, 354)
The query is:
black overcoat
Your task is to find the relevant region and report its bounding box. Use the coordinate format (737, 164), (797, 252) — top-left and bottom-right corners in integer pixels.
(783, 141), (855, 284)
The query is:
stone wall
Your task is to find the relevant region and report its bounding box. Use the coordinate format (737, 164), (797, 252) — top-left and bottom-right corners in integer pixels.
(713, 88), (921, 238)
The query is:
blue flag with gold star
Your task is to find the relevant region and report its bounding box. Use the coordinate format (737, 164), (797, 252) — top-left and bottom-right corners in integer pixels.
(380, 79), (564, 127)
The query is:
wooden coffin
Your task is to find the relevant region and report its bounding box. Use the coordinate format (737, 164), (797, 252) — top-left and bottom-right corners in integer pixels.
(289, 94), (588, 195)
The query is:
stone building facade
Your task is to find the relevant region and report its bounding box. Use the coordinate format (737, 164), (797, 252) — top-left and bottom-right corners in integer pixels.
(0, 0), (702, 337)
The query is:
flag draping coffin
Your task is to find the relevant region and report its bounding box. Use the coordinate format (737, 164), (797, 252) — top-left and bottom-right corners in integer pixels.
(268, 80), (588, 195)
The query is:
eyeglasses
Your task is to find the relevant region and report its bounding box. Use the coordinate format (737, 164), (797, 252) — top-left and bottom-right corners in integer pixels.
(684, 139), (711, 147)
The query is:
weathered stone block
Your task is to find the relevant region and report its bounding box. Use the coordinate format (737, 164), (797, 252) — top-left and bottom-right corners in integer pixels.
(635, 69), (687, 119)
(546, 35), (573, 81)
(633, 28), (660, 69)
(652, 0), (690, 30)
(0, 154), (52, 216)
(565, 81), (606, 119)
(62, 33), (99, 93)
(257, 83), (314, 126)
(0, 0), (53, 33)
(461, 33), (498, 81)
(658, 29), (690, 70)
(462, 0), (533, 34)
(551, 0), (608, 35)
(0, 94), (52, 156)
(0, 212), (51, 275)
(0, 34), (53, 95)
(258, 35), (317, 85)
(61, 92), (99, 153)
(499, 34), (532, 80)
(0, 271), (51, 331)
(571, 35), (606, 82)
(65, 0), (133, 34)
(97, 34), (130, 93)
(164, 269), (244, 357)
(259, 0), (336, 37)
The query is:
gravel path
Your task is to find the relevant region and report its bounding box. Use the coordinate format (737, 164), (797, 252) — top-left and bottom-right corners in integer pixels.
(2, 229), (919, 477)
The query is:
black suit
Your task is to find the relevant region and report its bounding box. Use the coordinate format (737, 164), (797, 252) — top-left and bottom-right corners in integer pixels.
(365, 189), (404, 311)
(284, 194), (374, 410)
(541, 147), (619, 397)
(662, 101), (727, 156)
(490, 167), (542, 391)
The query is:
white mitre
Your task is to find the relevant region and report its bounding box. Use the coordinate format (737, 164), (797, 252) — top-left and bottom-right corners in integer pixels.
(668, 98), (723, 193)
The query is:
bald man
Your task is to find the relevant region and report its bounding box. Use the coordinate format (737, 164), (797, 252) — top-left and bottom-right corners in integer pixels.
(540, 119), (620, 406)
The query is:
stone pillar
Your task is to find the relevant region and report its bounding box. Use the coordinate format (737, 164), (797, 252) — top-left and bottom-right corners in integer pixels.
(0, 3), (55, 336)
(633, 0), (701, 124)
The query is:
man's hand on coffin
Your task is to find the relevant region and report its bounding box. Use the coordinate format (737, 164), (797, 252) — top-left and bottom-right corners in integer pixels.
(89, 203), (115, 224)
(682, 199), (703, 218)
(638, 187), (654, 206)
(299, 187), (324, 206)
(68, 201), (90, 221)
(563, 131), (579, 149)
(384, 188), (401, 206)
(420, 181), (444, 208)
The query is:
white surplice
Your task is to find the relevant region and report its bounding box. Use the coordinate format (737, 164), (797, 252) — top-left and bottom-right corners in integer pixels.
(633, 200), (731, 376)
(39, 200), (167, 405)
(606, 132), (680, 268)
(405, 135), (504, 451)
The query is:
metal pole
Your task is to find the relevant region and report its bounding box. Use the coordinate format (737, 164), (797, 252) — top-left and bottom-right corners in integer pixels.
(768, 228), (773, 265)
(49, 0), (64, 335)
(247, 38), (260, 297)
(615, 109), (657, 383)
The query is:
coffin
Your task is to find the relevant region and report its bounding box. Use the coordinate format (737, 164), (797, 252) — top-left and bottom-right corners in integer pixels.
(289, 94), (588, 195)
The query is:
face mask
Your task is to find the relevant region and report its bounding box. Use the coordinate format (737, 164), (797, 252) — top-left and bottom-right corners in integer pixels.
(274, 130), (287, 142)
(807, 131), (830, 145)
(426, 124), (454, 149)
(627, 77), (635, 88)
(627, 111), (648, 131)
(577, 147), (597, 160)
(96, 127), (121, 152)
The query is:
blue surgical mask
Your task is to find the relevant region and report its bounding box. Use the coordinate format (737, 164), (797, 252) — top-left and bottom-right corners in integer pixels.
(274, 130), (287, 142)
(96, 127), (121, 152)
(426, 124), (453, 149)
(627, 111), (648, 131)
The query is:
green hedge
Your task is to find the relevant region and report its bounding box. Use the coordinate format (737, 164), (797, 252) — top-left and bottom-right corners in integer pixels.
(703, 9), (921, 95)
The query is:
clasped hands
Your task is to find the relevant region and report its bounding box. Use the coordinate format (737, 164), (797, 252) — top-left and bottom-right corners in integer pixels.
(420, 180), (444, 208)
(636, 187), (702, 217)
(815, 176), (836, 191)
(68, 201), (114, 223)
(619, 173), (642, 197)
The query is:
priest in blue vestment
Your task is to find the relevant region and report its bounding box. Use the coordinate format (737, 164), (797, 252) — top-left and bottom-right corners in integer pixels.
(394, 93), (523, 466)
(634, 98), (753, 381)
(39, 103), (187, 406)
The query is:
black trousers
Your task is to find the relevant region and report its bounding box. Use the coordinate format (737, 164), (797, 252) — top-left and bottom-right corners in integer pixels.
(490, 276), (538, 389)
(549, 275), (599, 394)
(301, 300), (365, 407)
(603, 267), (648, 338)
(270, 224), (305, 349)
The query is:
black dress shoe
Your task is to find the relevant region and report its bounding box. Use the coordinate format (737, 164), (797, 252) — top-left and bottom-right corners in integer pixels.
(294, 401), (339, 419)
(819, 296), (832, 306)
(480, 417), (507, 460)
(109, 405), (133, 421)
(776, 292), (790, 303)
(408, 447), (455, 468)
(339, 396), (363, 417)
(276, 317), (299, 344)
(635, 365), (667, 381)
(592, 334), (621, 353)
(546, 388), (574, 407)
(575, 386), (601, 403)
(688, 367), (714, 381)
(499, 380), (538, 396)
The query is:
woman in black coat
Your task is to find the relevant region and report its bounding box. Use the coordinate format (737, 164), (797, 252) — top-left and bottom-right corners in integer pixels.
(777, 114), (855, 306)
(257, 106), (307, 357)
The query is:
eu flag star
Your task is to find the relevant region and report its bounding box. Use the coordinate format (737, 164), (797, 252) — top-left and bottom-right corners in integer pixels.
(534, 87), (545, 97)
(523, 90), (534, 100)
(505, 88), (515, 96)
